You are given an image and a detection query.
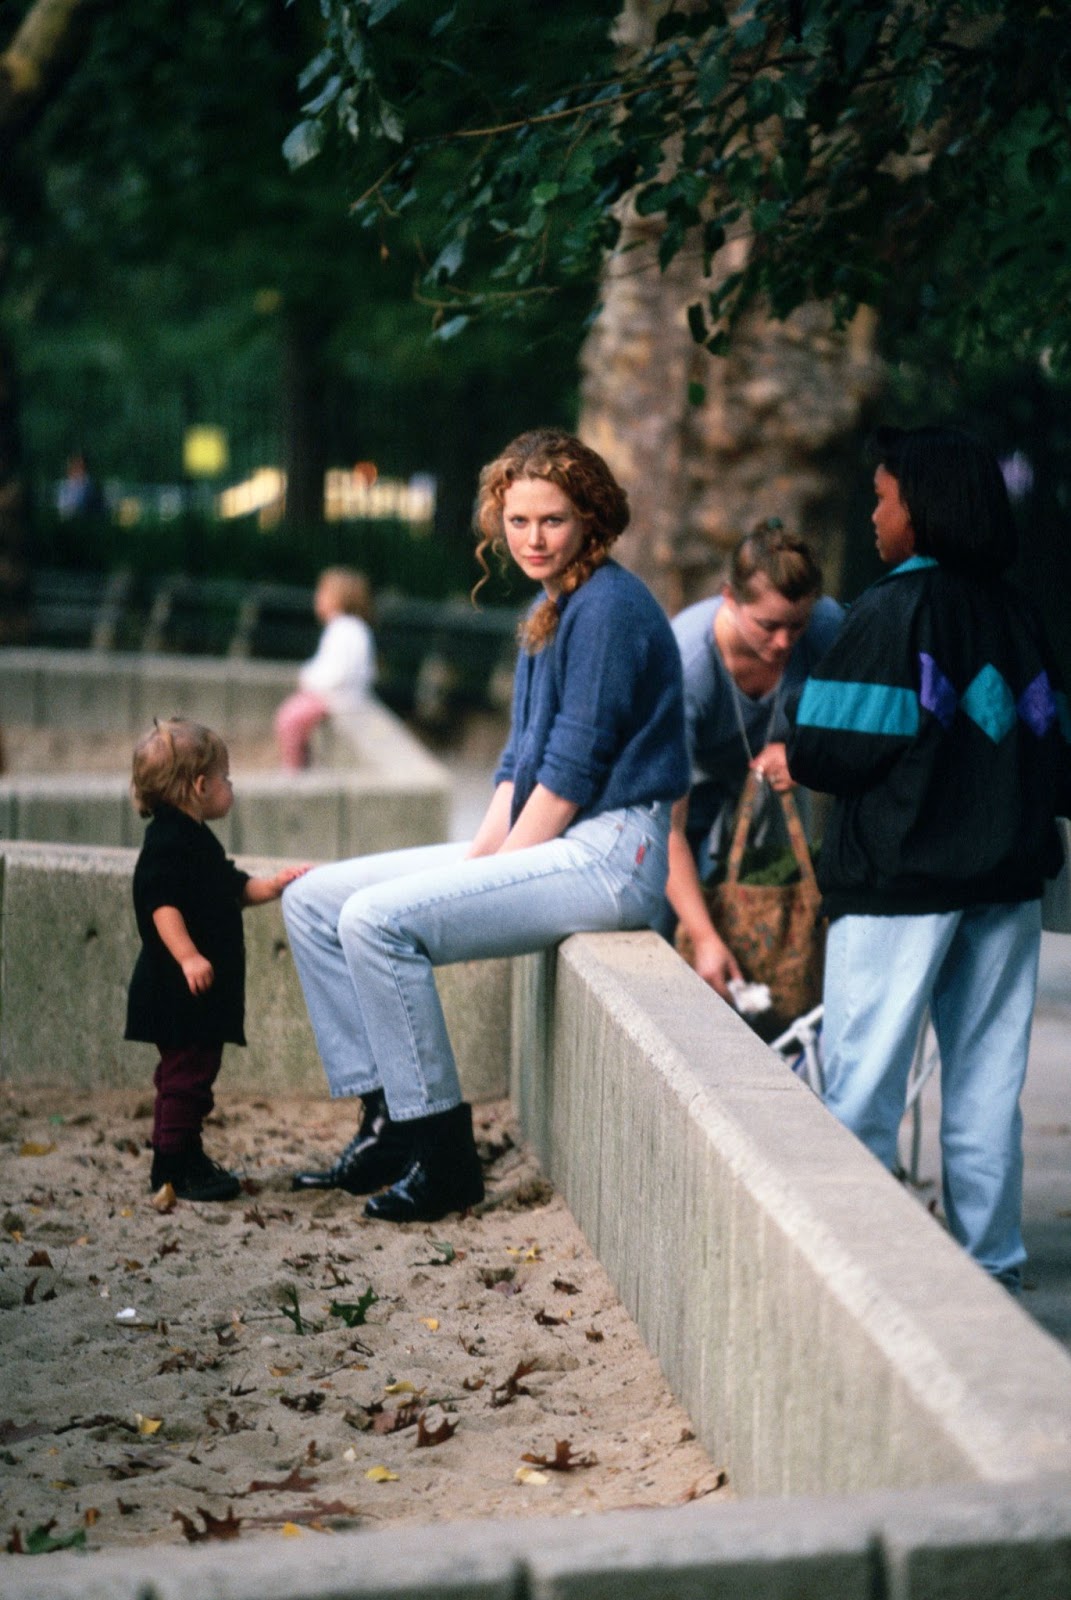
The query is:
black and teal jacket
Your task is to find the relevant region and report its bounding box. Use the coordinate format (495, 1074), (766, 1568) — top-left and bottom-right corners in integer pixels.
(787, 555), (1071, 921)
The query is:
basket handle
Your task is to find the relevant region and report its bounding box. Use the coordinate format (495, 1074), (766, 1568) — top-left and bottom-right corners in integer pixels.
(725, 768), (819, 892)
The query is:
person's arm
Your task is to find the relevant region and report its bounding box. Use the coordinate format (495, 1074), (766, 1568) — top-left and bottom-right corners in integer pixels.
(242, 864), (313, 906)
(152, 905), (214, 995)
(787, 595), (913, 795)
(665, 796), (742, 998)
(465, 781), (516, 859)
(498, 783), (579, 853)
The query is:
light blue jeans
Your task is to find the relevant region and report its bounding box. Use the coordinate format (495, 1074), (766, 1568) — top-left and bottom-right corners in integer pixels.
(821, 901), (1042, 1288)
(281, 802), (671, 1122)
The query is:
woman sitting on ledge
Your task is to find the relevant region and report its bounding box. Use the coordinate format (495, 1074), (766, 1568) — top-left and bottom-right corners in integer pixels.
(282, 429), (689, 1224)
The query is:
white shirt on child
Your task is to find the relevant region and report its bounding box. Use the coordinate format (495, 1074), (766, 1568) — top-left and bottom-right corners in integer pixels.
(298, 615), (376, 713)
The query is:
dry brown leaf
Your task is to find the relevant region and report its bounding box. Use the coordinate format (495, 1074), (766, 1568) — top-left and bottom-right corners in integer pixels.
(585, 1328), (605, 1343)
(522, 1440), (598, 1472)
(372, 1401), (423, 1436)
(534, 1308), (568, 1326)
(18, 1141), (56, 1158)
(490, 1360), (537, 1409)
(150, 1183), (176, 1214)
(279, 1392), (325, 1414)
(242, 1467), (318, 1496)
(552, 1276), (580, 1294)
(26, 1249), (53, 1269)
(172, 1505), (242, 1543)
(416, 1409), (458, 1448)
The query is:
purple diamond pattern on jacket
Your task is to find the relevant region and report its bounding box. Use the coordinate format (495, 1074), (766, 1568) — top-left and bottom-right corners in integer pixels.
(918, 652), (958, 728)
(1017, 671), (1057, 738)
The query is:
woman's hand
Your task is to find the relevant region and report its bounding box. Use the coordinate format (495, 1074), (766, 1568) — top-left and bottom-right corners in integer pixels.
(465, 781), (515, 859)
(689, 931), (743, 1000)
(751, 741), (793, 793)
(497, 784), (578, 853)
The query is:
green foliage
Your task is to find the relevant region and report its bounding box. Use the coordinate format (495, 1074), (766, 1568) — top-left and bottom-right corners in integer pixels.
(298, 0), (1071, 371)
(329, 1288), (379, 1326)
(2, 0), (586, 557)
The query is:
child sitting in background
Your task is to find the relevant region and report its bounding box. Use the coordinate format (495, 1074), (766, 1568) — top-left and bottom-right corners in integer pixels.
(125, 718), (310, 1201)
(274, 567), (376, 769)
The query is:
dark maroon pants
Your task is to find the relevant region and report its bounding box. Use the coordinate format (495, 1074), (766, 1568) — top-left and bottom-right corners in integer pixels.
(152, 1043), (224, 1152)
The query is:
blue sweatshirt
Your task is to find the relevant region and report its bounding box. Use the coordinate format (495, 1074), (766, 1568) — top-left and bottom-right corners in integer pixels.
(495, 560), (689, 823)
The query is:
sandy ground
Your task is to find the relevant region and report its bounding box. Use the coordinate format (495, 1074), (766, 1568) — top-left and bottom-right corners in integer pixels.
(0, 1088), (727, 1557)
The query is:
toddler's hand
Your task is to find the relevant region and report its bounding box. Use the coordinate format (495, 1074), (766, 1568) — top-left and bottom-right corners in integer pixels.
(274, 863), (313, 895)
(182, 953), (215, 994)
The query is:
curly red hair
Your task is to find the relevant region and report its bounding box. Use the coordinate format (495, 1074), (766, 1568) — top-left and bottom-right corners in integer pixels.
(473, 429), (630, 651)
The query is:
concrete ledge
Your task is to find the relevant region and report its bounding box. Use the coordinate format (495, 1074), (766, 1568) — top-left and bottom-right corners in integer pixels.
(4, 1475), (1070, 1598)
(0, 649), (451, 857)
(0, 841), (509, 1104)
(512, 933), (1071, 1497)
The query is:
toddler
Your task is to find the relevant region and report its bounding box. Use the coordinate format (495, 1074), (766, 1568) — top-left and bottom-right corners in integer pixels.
(274, 567), (375, 769)
(125, 718), (309, 1201)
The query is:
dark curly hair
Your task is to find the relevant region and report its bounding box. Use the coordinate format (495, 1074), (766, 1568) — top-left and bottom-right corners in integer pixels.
(473, 429), (630, 651)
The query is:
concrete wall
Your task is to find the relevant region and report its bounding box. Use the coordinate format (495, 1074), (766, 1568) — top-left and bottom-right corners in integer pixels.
(0, 842), (510, 1104)
(511, 932), (1071, 1499)
(0, 649), (451, 858)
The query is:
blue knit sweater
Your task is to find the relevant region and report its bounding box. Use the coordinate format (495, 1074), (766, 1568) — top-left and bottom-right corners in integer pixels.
(495, 561), (689, 823)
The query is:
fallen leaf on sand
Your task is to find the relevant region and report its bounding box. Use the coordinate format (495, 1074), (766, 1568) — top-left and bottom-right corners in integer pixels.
(365, 1465), (398, 1483)
(19, 1141), (55, 1158)
(372, 1401), (422, 1436)
(150, 1183), (176, 1214)
(416, 1409), (458, 1448)
(134, 1414), (163, 1436)
(514, 1467), (549, 1486)
(491, 1360), (537, 1409)
(522, 1440), (598, 1472)
(172, 1505), (242, 1543)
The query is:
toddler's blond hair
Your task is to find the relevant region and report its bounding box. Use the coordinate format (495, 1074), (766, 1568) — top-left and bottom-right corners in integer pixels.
(131, 718), (228, 818)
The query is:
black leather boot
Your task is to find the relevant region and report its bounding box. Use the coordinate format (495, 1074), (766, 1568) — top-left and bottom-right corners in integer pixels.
(363, 1102), (485, 1223)
(150, 1141), (241, 1202)
(291, 1090), (415, 1194)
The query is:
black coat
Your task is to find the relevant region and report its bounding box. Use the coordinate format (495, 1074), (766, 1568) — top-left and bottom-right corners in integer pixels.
(125, 805), (250, 1047)
(788, 557), (1071, 920)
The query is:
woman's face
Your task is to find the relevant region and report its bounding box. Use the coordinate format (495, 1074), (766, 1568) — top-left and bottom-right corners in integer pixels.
(502, 476), (587, 597)
(872, 465), (916, 566)
(723, 575), (814, 672)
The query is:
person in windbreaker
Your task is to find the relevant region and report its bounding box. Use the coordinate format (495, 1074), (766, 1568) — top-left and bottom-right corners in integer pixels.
(788, 426), (1071, 1291)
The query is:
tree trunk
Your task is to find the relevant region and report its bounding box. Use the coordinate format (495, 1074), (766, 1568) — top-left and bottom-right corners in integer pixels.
(579, 0), (884, 613)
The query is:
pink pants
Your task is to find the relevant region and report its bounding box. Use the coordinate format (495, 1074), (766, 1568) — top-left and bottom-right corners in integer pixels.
(275, 690), (329, 770)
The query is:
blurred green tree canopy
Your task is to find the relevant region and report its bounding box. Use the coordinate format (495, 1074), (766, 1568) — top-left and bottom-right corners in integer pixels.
(293, 0), (1071, 372)
(0, 0), (590, 560)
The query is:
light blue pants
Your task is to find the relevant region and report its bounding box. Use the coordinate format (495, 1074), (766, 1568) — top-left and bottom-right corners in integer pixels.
(822, 901), (1041, 1287)
(281, 802), (671, 1122)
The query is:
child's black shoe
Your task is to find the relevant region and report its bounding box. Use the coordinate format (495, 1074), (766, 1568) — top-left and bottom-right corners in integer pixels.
(150, 1143), (242, 1202)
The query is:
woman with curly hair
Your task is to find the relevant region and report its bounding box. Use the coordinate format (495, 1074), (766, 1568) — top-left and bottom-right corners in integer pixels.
(283, 429), (689, 1223)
